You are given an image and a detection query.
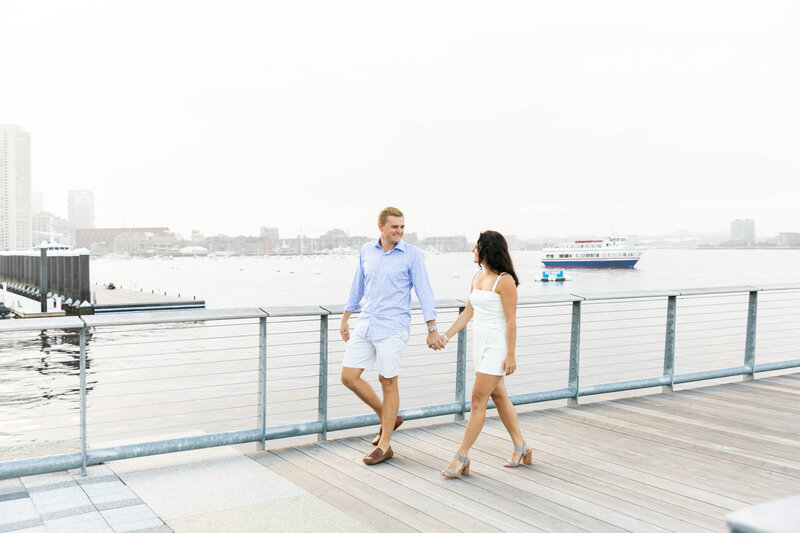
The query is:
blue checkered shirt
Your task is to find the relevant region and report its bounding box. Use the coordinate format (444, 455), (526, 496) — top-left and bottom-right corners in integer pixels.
(344, 239), (437, 341)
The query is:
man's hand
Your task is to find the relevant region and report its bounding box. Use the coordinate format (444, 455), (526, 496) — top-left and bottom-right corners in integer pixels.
(340, 317), (350, 342)
(427, 331), (446, 350)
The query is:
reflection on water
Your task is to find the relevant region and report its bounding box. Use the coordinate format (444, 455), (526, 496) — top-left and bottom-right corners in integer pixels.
(0, 330), (94, 407)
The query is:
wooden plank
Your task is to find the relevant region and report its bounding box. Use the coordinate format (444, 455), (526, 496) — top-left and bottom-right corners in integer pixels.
(620, 395), (800, 439)
(474, 419), (729, 528)
(490, 418), (739, 517)
(517, 421), (747, 510)
(411, 427), (674, 533)
(298, 441), (499, 532)
(390, 429), (636, 533)
(422, 421), (715, 532)
(616, 396), (800, 444)
(252, 451), (415, 533)
(545, 409), (800, 498)
(588, 401), (800, 461)
(527, 411), (789, 503)
(325, 439), (545, 533)
(272, 446), (456, 532)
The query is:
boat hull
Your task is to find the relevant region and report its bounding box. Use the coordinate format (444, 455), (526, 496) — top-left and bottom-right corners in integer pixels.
(542, 259), (639, 268)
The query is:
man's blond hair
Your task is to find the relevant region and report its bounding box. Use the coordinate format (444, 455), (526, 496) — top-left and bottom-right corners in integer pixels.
(378, 206), (404, 226)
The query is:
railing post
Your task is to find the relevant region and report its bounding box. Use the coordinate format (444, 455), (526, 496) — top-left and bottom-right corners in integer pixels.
(318, 314), (328, 441)
(455, 306), (467, 421)
(744, 290), (757, 381)
(40, 248), (48, 312)
(80, 325), (87, 476)
(257, 316), (267, 450)
(568, 300), (582, 406)
(662, 295), (677, 393)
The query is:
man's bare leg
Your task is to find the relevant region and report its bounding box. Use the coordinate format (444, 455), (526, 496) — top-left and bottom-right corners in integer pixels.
(376, 375), (399, 451)
(341, 367), (382, 416)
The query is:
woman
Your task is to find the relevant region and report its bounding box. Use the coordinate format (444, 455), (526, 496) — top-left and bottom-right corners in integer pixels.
(439, 230), (530, 478)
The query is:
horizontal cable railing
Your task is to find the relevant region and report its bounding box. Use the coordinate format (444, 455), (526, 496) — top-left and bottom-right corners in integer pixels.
(1, 284), (800, 479)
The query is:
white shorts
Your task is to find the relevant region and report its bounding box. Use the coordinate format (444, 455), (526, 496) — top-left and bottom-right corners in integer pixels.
(342, 331), (410, 379)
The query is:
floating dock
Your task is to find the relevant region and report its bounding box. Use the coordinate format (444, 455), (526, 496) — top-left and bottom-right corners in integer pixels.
(91, 283), (205, 314)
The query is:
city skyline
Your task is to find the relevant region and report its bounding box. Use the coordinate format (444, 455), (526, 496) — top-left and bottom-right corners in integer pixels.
(1, 2), (798, 241)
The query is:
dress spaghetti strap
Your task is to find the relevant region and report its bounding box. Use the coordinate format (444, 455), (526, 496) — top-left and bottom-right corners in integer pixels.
(491, 272), (506, 293)
(470, 269), (481, 290)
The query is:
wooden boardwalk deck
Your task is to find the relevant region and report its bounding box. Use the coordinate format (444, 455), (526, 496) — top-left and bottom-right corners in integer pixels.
(254, 373), (800, 532)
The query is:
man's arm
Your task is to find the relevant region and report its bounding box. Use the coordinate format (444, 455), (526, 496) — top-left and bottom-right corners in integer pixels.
(342, 251), (365, 342)
(409, 251), (444, 349)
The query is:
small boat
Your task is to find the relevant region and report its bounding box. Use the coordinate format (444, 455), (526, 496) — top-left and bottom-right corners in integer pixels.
(537, 270), (572, 282)
(542, 236), (644, 268)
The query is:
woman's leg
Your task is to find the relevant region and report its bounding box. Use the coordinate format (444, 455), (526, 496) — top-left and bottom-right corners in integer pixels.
(445, 372), (503, 472)
(491, 378), (526, 463)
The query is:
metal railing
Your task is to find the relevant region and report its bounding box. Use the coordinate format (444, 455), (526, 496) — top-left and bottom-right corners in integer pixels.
(1, 283), (799, 479)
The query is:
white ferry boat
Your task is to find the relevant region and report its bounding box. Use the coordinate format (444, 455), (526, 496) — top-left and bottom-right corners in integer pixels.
(542, 236), (643, 268)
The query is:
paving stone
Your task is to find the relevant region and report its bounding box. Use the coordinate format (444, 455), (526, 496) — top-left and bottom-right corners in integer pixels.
(80, 479), (139, 506)
(43, 511), (113, 533)
(28, 485), (92, 516)
(0, 498), (39, 526)
(117, 455), (306, 521)
(0, 491), (28, 503)
(19, 471), (73, 490)
(165, 494), (374, 533)
(68, 464), (115, 480)
(0, 479), (24, 493)
(0, 518), (43, 533)
(3, 526), (46, 533)
(100, 504), (164, 532)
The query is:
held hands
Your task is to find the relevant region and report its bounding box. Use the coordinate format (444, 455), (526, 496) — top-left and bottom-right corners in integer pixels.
(427, 331), (447, 351)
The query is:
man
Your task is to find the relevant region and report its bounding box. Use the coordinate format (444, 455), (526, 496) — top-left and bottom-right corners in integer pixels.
(340, 207), (445, 465)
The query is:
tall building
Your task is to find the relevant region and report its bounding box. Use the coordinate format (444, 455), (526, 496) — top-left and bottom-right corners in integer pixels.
(260, 226), (280, 253)
(731, 219), (755, 245)
(0, 124), (33, 251)
(68, 189), (96, 229)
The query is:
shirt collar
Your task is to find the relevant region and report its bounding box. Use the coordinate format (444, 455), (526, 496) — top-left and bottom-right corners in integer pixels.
(375, 238), (406, 252)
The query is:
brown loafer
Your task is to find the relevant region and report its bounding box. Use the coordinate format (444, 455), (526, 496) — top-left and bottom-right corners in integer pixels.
(363, 446), (393, 465)
(370, 416), (404, 446)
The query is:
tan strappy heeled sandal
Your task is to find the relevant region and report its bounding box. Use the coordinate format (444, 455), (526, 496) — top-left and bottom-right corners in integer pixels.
(441, 453), (470, 478)
(504, 441), (532, 468)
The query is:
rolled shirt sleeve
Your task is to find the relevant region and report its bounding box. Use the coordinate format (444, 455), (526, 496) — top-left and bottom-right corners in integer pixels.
(410, 250), (437, 323)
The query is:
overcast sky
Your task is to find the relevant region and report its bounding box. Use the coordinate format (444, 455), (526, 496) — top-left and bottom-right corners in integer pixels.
(2, 1), (798, 240)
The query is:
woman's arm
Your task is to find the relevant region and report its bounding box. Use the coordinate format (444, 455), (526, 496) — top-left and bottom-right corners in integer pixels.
(498, 275), (518, 374)
(444, 300), (474, 341)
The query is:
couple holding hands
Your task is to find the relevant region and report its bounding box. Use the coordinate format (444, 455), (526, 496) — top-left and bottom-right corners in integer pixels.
(339, 207), (531, 477)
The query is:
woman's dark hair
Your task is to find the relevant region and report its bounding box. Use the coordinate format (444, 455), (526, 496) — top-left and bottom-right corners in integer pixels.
(476, 231), (520, 286)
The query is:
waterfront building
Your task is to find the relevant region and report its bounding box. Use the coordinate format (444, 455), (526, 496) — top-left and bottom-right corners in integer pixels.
(730, 219), (755, 245)
(260, 227), (280, 253)
(777, 232), (800, 248)
(76, 227), (170, 250)
(113, 231), (180, 255)
(0, 124), (33, 251)
(31, 211), (73, 246)
(205, 234), (266, 255)
(67, 190), (96, 229)
(420, 235), (470, 253)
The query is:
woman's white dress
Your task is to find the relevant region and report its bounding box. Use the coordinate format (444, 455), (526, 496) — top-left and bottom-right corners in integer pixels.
(469, 272), (507, 376)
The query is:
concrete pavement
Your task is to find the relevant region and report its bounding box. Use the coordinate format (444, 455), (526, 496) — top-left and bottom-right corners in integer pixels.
(1, 443), (374, 533)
